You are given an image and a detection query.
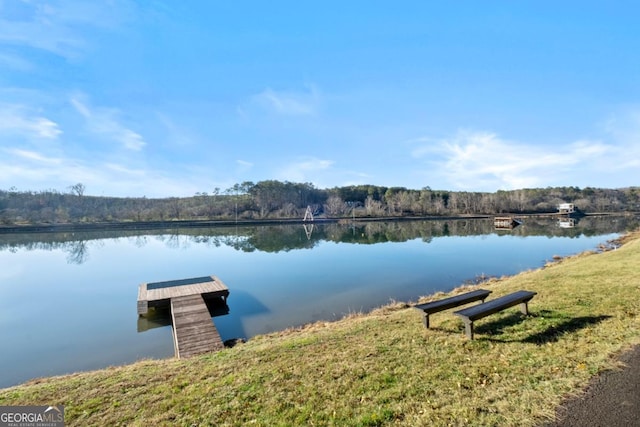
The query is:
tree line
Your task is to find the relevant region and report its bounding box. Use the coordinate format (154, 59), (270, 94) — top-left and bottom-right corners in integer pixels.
(1, 181), (638, 225)
(2, 215), (635, 264)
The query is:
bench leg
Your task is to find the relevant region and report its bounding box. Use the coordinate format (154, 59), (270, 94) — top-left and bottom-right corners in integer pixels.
(519, 301), (529, 315)
(424, 314), (430, 329)
(463, 321), (474, 340)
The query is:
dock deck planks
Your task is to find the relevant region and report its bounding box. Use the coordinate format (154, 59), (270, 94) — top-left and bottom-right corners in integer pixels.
(137, 275), (229, 358)
(137, 275), (229, 314)
(171, 294), (224, 358)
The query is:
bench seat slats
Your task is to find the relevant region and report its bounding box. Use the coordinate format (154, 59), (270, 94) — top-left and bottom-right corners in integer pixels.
(454, 290), (536, 321)
(454, 290), (537, 339)
(414, 289), (492, 314)
(414, 289), (492, 328)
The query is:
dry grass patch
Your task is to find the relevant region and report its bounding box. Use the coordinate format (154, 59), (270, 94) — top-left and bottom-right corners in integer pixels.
(1, 232), (639, 426)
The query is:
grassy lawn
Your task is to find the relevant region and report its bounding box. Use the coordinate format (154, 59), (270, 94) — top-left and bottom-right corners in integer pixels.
(1, 230), (639, 426)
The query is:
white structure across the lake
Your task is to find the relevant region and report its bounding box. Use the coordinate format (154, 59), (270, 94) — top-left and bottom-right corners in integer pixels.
(558, 203), (575, 214)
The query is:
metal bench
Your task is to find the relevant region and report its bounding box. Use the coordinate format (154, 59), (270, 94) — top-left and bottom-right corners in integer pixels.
(453, 290), (537, 339)
(413, 289), (492, 328)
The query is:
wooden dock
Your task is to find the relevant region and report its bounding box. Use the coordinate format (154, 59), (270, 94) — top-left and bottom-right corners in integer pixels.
(494, 217), (521, 230)
(137, 275), (229, 315)
(137, 275), (229, 358)
(171, 294), (224, 357)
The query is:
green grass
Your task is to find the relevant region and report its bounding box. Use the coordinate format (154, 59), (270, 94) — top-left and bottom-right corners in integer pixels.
(1, 231), (639, 426)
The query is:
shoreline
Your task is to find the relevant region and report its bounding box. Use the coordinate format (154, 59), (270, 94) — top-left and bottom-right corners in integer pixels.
(0, 211), (631, 234)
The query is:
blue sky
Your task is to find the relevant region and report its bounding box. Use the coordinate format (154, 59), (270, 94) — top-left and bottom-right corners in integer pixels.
(1, 1), (639, 197)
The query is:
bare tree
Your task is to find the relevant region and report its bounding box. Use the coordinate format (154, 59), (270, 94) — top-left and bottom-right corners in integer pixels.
(365, 196), (385, 216)
(324, 195), (345, 216)
(69, 183), (86, 197)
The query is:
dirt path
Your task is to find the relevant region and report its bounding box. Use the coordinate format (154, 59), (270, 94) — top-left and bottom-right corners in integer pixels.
(542, 345), (640, 426)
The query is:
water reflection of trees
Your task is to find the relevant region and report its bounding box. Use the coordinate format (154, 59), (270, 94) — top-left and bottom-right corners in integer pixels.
(0, 216), (636, 264)
(65, 240), (90, 264)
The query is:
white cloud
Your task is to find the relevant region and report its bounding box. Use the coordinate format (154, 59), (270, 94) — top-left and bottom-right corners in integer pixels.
(70, 97), (91, 117)
(339, 171), (374, 187)
(0, 147), (209, 198)
(118, 129), (146, 151)
(0, 148), (95, 189)
(5, 148), (62, 164)
(601, 109), (640, 170)
(156, 113), (196, 147)
(251, 85), (321, 116)
(236, 160), (253, 168)
(410, 130), (622, 191)
(105, 163), (146, 176)
(98, 163), (218, 197)
(0, 5), (85, 58)
(0, 0), (135, 59)
(276, 157), (334, 183)
(0, 105), (62, 139)
(70, 96), (146, 151)
(235, 159), (254, 175)
(33, 117), (62, 139)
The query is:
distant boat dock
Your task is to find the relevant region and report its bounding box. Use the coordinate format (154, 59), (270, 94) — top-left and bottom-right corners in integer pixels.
(137, 275), (229, 358)
(493, 217), (522, 230)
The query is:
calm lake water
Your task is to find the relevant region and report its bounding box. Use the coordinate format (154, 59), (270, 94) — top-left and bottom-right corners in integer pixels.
(0, 216), (636, 388)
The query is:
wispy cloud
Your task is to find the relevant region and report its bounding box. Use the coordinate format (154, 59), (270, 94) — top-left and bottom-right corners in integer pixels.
(0, 147), (210, 197)
(105, 163), (146, 177)
(156, 113), (197, 147)
(70, 95), (146, 151)
(276, 157), (334, 183)
(236, 159), (253, 168)
(0, 104), (62, 139)
(251, 85), (321, 116)
(411, 130), (619, 191)
(0, 0), (135, 59)
(339, 171), (374, 187)
(235, 159), (254, 175)
(602, 109), (640, 169)
(5, 148), (63, 164)
(0, 147), (95, 189)
(100, 163), (219, 197)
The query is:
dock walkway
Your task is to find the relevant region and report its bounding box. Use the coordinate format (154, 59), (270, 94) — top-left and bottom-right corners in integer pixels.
(137, 275), (229, 358)
(171, 294), (224, 357)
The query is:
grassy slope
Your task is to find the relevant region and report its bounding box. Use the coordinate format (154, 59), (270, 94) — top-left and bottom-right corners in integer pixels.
(1, 231), (639, 426)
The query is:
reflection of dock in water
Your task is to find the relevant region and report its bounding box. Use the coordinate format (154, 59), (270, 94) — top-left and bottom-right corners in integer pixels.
(558, 218), (576, 228)
(137, 275), (229, 358)
(494, 217), (522, 230)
